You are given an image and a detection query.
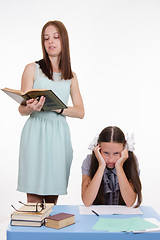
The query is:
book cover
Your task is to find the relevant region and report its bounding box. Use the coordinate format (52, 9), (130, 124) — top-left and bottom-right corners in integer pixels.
(11, 203), (54, 221)
(1, 88), (67, 111)
(45, 213), (75, 229)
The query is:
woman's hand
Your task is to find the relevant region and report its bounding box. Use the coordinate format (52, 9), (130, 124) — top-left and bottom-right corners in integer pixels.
(26, 96), (45, 113)
(93, 145), (106, 168)
(115, 149), (128, 168)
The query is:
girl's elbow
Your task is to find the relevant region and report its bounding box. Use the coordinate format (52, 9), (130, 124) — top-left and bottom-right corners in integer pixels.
(82, 195), (92, 207)
(126, 197), (137, 207)
(84, 203), (91, 207)
(82, 199), (91, 207)
(126, 202), (134, 207)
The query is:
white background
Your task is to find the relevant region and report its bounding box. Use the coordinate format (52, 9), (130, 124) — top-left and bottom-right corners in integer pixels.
(1, 0), (160, 229)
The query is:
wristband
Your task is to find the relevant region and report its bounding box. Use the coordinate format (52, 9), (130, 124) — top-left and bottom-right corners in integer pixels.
(58, 109), (64, 114)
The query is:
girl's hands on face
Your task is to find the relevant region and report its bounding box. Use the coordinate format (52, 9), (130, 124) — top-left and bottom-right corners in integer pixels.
(115, 149), (128, 168)
(93, 145), (106, 168)
(26, 96), (45, 113)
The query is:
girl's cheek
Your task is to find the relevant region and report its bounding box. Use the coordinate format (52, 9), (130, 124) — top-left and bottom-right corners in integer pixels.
(103, 156), (109, 163)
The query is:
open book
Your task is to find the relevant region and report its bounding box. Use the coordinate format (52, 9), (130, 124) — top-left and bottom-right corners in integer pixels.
(1, 88), (67, 111)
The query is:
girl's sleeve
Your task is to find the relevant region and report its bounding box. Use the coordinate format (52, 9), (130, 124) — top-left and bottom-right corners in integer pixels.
(81, 154), (92, 176)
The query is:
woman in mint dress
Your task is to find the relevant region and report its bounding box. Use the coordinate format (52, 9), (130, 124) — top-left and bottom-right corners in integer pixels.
(17, 21), (84, 204)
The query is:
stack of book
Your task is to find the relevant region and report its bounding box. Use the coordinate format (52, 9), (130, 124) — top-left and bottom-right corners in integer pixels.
(10, 203), (54, 227)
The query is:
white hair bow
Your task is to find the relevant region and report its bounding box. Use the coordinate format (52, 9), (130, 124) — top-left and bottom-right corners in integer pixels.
(88, 135), (99, 150)
(126, 133), (135, 152)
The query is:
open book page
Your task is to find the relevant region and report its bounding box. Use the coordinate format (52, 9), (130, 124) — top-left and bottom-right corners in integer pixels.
(2, 88), (24, 95)
(2, 88), (48, 95)
(79, 205), (143, 215)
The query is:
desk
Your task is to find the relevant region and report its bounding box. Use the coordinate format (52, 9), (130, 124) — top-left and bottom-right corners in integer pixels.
(7, 205), (160, 240)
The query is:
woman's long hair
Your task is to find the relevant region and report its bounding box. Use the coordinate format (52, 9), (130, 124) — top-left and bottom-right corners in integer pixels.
(90, 126), (142, 207)
(36, 20), (73, 80)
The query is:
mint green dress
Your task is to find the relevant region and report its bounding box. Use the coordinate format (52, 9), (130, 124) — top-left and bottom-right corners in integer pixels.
(17, 64), (73, 195)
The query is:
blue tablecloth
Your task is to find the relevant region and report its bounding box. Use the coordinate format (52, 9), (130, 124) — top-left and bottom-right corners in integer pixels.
(7, 205), (160, 240)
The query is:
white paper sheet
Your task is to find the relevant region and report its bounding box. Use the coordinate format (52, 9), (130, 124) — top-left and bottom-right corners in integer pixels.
(133, 218), (160, 233)
(79, 205), (143, 215)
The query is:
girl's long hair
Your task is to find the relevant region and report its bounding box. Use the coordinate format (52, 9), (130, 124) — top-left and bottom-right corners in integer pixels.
(36, 20), (73, 80)
(90, 126), (142, 207)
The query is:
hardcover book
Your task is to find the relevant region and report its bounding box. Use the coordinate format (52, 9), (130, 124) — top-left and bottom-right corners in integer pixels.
(11, 203), (54, 222)
(10, 219), (44, 227)
(45, 213), (75, 229)
(1, 88), (67, 111)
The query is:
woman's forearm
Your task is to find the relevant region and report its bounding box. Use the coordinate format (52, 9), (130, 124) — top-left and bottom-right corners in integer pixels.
(18, 104), (33, 116)
(61, 106), (85, 119)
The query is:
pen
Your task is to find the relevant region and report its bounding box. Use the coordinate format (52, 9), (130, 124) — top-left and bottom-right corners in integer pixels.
(92, 210), (99, 216)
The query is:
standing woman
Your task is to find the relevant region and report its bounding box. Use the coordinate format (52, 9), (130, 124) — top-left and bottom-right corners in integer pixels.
(17, 21), (84, 204)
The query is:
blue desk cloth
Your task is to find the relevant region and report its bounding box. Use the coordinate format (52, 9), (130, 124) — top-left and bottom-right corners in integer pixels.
(7, 205), (160, 240)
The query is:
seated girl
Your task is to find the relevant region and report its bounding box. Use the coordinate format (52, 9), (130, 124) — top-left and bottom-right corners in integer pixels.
(81, 126), (142, 207)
